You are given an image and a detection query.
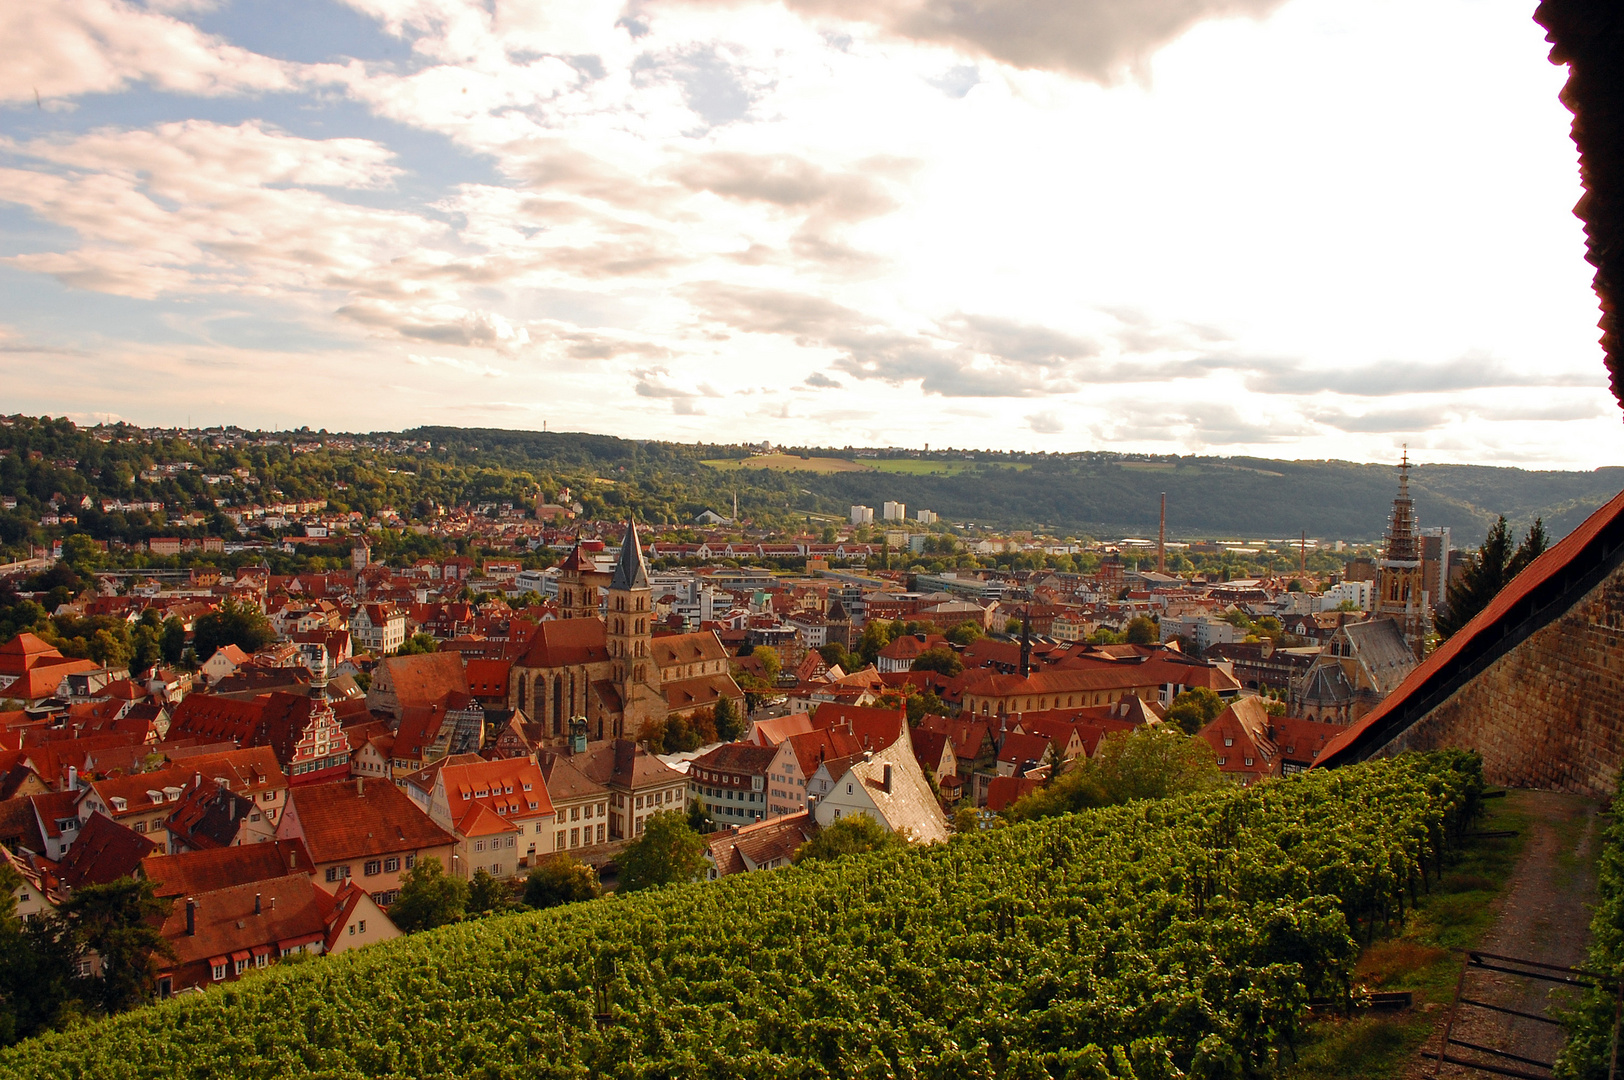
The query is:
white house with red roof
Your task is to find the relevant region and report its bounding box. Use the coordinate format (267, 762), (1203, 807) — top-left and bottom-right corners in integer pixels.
(416, 755), (556, 878)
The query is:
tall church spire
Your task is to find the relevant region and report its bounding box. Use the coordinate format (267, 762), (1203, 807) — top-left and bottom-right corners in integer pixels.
(1384, 446), (1419, 563)
(610, 519), (649, 591)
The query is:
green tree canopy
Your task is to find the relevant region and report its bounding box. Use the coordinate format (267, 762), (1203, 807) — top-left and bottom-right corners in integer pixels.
(466, 869), (510, 916)
(394, 633), (439, 656)
(523, 856), (601, 909)
(910, 647), (963, 677)
(1124, 616), (1158, 645)
(389, 858), (468, 932)
(712, 694), (744, 742)
(751, 645), (782, 684)
(793, 813), (906, 864)
(58, 877), (173, 1015)
(617, 811), (706, 892)
(1166, 687), (1226, 735)
(1008, 727), (1223, 820)
(1436, 515), (1549, 638)
(191, 597), (273, 661)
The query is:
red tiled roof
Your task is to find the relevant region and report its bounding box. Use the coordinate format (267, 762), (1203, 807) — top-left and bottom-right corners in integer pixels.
(56, 811), (160, 887)
(517, 619), (609, 668)
(808, 704), (907, 752)
(283, 777), (453, 864)
(378, 652), (468, 709)
(986, 775), (1043, 813)
(142, 839), (314, 897)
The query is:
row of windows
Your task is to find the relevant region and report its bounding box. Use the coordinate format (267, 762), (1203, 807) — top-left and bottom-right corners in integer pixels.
(327, 854), (413, 882)
(291, 756), (345, 776)
(559, 824), (606, 849)
(698, 787), (760, 803)
(473, 836), (516, 852)
(705, 802), (763, 821)
(633, 790), (678, 810)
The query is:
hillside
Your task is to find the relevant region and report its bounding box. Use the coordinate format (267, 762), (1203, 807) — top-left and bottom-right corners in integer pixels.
(0, 754), (1480, 1079)
(1, 416), (1617, 555)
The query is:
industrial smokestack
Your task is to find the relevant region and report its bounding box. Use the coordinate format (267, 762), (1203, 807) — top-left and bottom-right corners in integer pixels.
(1157, 493), (1166, 575)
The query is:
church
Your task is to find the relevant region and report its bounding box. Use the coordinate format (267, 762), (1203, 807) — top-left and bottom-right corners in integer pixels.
(508, 520), (743, 743)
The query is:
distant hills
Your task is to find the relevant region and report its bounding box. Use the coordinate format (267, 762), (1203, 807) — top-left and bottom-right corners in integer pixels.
(411, 428), (1624, 544)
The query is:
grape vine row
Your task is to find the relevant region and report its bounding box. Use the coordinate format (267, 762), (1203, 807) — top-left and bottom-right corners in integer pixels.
(0, 751), (1483, 1080)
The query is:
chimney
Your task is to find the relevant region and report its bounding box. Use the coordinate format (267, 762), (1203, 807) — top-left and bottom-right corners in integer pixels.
(882, 764), (893, 793)
(356, 776), (364, 796)
(287, 847), (297, 870)
(254, 893), (261, 915)
(270, 896), (276, 910)
(185, 897), (196, 935)
(193, 772), (201, 790)
(67, 766), (77, 790)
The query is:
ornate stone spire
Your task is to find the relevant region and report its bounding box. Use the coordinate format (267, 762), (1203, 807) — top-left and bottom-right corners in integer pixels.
(1383, 447), (1419, 564)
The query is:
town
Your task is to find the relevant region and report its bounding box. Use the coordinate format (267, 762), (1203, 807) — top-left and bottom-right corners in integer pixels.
(0, 412), (1541, 1010)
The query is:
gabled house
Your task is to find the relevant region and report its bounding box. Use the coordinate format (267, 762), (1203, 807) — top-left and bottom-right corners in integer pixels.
(536, 752), (611, 855)
(415, 756), (556, 879)
(689, 743), (777, 827)
(703, 812), (815, 879)
(275, 776), (456, 907)
(811, 739), (950, 844)
(155, 875), (397, 998)
(1197, 697), (1279, 785)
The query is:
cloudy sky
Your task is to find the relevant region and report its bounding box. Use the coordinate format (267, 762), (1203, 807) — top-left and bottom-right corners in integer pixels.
(1, 0), (1617, 467)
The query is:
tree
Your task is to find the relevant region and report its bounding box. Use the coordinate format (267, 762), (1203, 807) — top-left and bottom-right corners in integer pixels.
(466, 869), (509, 915)
(712, 694), (744, 742)
(1166, 687), (1226, 735)
(944, 621), (983, 647)
(951, 805), (982, 835)
(162, 616), (193, 665)
(617, 811), (706, 892)
(910, 647), (963, 677)
(394, 633), (439, 656)
(1008, 727), (1222, 820)
(523, 856), (601, 909)
(1124, 616), (1158, 645)
(58, 877), (173, 1015)
(793, 814), (905, 864)
(751, 645), (781, 684)
(388, 858), (468, 932)
(191, 597), (273, 661)
(1437, 516), (1549, 638)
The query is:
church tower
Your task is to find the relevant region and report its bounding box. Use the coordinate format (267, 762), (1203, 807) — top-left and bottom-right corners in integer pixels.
(1375, 450), (1430, 659)
(605, 519), (664, 736)
(555, 537), (610, 621)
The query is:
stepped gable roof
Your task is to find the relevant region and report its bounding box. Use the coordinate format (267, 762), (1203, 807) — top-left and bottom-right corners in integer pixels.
(809, 703), (908, 752)
(781, 728), (865, 778)
(610, 519), (650, 591)
(165, 782), (256, 851)
(986, 775), (1044, 813)
(56, 811), (160, 887)
(285, 778), (453, 863)
(705, 811), (815, 875)
(1534, 0), (1624, 407)
(537, 752), (607, 803)
(1341, 620), (1416, 695)
(1319, 486), (1624, 768)
(378, 652), (469, 709)
(651, 631), (727, 668)
(142, 840), (313, 897)
(518, 619), (609, 668)
(749, 713), (816, 747)
(158, 873), (335, 971)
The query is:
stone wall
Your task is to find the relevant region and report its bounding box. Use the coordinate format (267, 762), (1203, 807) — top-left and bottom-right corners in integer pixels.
(1376, 566), (1624, 797)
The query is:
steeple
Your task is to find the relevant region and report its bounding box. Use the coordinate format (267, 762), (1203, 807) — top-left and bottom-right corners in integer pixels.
(610, 519), (649, 591)
(1383, 447), (1419, 564)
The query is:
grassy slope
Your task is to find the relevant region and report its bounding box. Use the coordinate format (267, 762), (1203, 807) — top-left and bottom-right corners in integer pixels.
(1284, 794), (1546, 1079)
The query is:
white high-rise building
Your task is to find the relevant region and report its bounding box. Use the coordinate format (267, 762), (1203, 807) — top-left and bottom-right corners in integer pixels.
(850, 505), (874, 525)
(882, 501), (907, 522)
(915, 509), (937, 524)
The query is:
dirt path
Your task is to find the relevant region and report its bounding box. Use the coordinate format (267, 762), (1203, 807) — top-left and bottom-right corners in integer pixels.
(1411, 791), (1602, 1078)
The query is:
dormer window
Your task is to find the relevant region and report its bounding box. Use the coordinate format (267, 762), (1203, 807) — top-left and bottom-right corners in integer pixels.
(1223, 737), (1234, 747)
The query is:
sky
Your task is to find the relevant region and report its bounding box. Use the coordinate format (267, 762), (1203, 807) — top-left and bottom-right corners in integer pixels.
(0, 0), (1618, 469)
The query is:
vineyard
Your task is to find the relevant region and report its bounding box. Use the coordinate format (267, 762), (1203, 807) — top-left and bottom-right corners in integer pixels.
(0, 752), (1483, 1080)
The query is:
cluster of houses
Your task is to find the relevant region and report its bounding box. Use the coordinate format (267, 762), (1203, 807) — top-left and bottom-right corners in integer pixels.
(0, 466), (1443, 1001)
